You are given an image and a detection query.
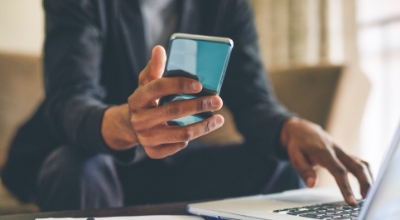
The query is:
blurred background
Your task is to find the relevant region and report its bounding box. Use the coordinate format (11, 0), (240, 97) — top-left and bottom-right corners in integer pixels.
(0, 0), (399, 215)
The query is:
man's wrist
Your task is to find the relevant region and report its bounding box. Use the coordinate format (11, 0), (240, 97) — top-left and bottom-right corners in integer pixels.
(280, 117), (300, 149)
(101, 104), (139, 151)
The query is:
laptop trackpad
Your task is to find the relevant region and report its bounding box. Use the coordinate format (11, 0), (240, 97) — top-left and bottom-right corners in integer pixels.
(267, 188), (344, 204)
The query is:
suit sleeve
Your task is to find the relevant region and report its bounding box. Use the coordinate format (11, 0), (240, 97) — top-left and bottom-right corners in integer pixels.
(43, 0), (135, 160)
(220, 0), (293, 160)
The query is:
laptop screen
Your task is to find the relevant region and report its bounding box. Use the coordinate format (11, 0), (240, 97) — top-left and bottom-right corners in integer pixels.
(361, 125), (400, 219)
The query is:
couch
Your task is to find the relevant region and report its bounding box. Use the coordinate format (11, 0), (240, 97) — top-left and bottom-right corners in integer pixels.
(0, 52), (342, 215)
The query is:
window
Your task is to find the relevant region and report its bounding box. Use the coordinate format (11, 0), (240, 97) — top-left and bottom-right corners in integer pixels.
(357, 0), (400, 175)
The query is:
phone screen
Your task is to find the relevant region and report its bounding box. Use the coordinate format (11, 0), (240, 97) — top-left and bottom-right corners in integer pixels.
(159, 34), (233, 126)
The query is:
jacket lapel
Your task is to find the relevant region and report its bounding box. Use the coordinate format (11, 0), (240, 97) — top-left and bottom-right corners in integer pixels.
(119, 0), (147, 77)
(118, 0), (202, 81)
(177, 0), (201, 34)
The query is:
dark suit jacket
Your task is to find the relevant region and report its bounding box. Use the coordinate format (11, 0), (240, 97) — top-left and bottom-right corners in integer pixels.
(2, 0), (292, 202)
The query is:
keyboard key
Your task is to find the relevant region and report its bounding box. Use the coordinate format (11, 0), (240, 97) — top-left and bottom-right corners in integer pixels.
(299, 214), (319, 218)
(271, 200), (364, 218)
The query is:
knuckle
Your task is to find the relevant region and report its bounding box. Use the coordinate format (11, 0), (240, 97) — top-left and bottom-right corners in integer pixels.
(340, 182), (352, 193)
(344, 184), (352, 192)
(354, 162), (365, 173)
(130, 116), (144, 131)
(178, 79), (188, 91)
(196, 98), (208, 112)
(149, 80), (162, 95)
(335, 166), (348, 176)
(179, 128), (194, 141)
(167, 105), (181, 116)
(363, 161), (370, 168)
(204, 121), (211, 133)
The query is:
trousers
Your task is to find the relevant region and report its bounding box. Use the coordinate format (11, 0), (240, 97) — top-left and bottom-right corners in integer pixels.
(36, 142), (303, 211)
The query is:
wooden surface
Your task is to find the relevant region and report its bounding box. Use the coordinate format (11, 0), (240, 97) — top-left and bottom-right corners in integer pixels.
(0, 202), (189, 220)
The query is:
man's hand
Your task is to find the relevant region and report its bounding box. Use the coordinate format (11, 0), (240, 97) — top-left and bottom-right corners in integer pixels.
(281, 117), (373, 205)
(102, 46), (224, 158)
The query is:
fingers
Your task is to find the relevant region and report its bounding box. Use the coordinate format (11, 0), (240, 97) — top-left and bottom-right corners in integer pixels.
(318, 151), (357, 205)
(138, 115), (224, 147)
(363, 159), (374, 182)
(131, 96), (223, 131)
(139, 45), (167, 86)
(289, 149), (317, 188)
(144, 142), (188, 159)
(129, 77), (202, 109)
(334, 146), (373, 198)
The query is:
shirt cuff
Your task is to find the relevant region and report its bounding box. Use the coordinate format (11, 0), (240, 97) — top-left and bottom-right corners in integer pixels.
(78, 105), (136, 164)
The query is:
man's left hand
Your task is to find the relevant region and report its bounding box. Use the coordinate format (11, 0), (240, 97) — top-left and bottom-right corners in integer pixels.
(280, 117), (373, 205)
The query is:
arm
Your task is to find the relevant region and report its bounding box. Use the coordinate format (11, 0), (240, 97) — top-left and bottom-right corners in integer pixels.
(221, 0), (372, 205)
(43, 1), (222, 160)
(220, 0), (292, 159)
(280, 117), (373, 204)
(104, 46), (225, 158)
(43, 0), (110, 154)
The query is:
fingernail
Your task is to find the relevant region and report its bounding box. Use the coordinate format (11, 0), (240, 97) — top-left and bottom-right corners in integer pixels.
(349, 196), (357, 205)
(215, 116), (224, 127)
(192, 82), (202, 91)
(361, 191), (366, 198)
(211, 97), (220, 108)
(306, 177), (315, 188)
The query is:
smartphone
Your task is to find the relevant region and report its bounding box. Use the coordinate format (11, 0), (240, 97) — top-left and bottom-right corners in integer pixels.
(159, 33), (234, 126)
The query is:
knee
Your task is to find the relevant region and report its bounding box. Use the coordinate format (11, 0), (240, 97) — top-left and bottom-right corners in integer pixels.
(79, 153), (123, 209)
(37, 146), (84, 188)
(80, 152), (121, 193)
(36, 146), (121, 210)
(36, 146), (88, 210)
(37, 146), (116, 186)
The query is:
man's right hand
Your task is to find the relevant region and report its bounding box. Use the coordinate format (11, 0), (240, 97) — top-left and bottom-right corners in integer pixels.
(102, 46), (224, 158)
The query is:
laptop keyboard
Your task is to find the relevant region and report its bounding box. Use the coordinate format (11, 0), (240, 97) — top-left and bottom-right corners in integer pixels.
(272, 200), (364, 219)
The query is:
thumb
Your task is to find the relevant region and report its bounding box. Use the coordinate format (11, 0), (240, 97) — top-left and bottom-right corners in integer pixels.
(139, 45), (167, 86)
(290, 150), (318, 188)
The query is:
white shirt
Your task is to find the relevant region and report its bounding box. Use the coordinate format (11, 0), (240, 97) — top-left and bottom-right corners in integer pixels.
(140, 0), (178, 59)
(134, 0), (178, 162)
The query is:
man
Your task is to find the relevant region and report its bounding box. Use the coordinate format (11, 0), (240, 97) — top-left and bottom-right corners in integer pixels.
(2, 0), (372, 211)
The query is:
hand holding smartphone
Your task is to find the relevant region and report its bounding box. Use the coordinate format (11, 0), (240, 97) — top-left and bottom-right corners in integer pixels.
(159, 33), (234, 126)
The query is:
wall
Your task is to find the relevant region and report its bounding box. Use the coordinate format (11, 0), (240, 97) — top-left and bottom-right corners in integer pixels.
(0, 0), (44, 56)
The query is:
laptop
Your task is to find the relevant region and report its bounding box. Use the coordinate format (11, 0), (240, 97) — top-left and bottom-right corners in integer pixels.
(187, 124), (400, 220)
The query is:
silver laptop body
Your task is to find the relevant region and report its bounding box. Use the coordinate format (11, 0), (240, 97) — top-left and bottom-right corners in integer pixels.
(187, 124), (400, 220)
